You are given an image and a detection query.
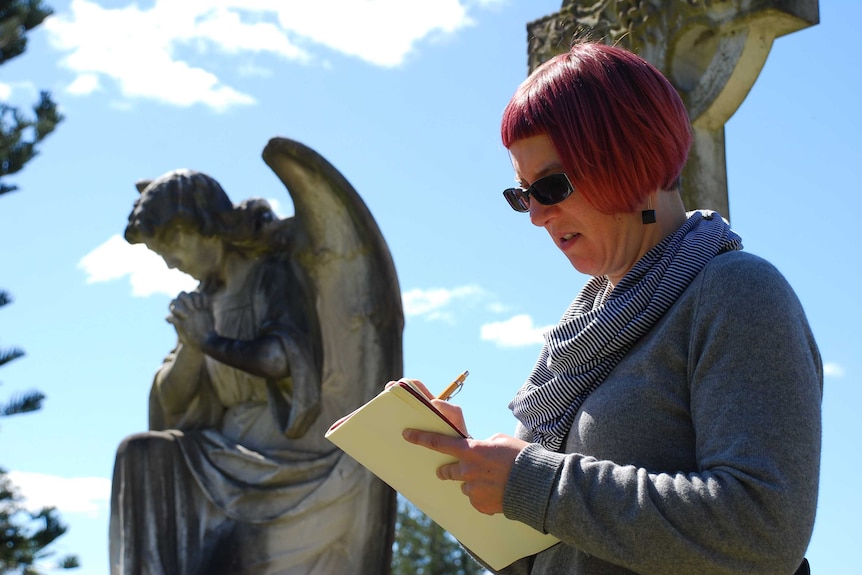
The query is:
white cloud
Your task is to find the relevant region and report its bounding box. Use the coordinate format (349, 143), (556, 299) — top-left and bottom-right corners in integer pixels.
(823, 362), (845, 378)
(44, 0), (485, 111)
(237, 61), (274, 78)
(480, 314), (550, 348)
(266, 197), (292, 219)
(7, 471), (110, 517)
(78, 234), (198, 297)
(261, 0), (471, 67)
(80, 233), (501, 329)
(65, 72), (100, 95)
(0, 80), (37, 104)
(402, 284), (486, 321)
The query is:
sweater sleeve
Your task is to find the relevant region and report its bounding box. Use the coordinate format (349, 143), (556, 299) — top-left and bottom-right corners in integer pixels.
(502, 253), (822, 574)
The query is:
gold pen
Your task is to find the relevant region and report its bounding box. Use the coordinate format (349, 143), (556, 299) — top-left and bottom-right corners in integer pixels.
(436, 370), (469, 401)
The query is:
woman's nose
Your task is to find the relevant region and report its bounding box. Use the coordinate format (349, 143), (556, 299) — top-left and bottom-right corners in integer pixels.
(529, 200), (554, 228)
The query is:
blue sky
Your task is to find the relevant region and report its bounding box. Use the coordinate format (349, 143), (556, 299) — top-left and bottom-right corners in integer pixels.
(0, 1), (859, 573)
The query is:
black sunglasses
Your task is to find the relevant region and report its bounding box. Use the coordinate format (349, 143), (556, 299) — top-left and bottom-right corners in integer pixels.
(502, 173), (574, 213)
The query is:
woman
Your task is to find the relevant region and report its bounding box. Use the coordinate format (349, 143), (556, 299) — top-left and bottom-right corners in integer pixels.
(401, 42), (821, 574)
(111, 169), (359, 574)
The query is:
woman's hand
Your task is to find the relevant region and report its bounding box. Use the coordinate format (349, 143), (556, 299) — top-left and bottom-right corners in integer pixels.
(402, 430), (528, 515)
(386, 378), (469, 437)
(167, 291), (215, 349)
(388, 377), (528, 516)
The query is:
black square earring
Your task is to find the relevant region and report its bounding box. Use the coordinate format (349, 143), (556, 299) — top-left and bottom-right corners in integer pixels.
(642, 196), (656, 224)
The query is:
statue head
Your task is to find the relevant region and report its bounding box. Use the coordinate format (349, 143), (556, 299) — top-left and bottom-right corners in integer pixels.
(125, 169), (292, 280)
(125, 169), (234, 244)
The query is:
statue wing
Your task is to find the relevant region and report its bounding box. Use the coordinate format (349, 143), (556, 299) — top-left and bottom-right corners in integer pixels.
(262, 137), (401, 572)
(261, 137), (404, 419)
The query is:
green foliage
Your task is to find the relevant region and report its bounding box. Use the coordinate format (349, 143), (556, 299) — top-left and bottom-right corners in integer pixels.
(0, 391), (43, 417)
(0, 0), (53, 64)
(391, 496), (485, 575)
(0, 0), (55, 415)
(0, 469), (79, 574)
(0, 347), (26, 369)
(0, 9), (75, 573)
(0, 291), (42, 417)
(0, 0), (63, 196)
(1, 293), (75, 573)
(0, 292), (25, 369)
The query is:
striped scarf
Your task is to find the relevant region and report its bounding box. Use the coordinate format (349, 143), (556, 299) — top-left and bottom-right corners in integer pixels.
(509, 210), (743, 451)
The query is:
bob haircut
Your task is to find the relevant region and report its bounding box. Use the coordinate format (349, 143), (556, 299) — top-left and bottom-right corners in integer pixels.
(501, 42), (692, 214)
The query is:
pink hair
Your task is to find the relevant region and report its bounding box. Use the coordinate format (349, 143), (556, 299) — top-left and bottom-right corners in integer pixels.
(501, 42), (692, 214)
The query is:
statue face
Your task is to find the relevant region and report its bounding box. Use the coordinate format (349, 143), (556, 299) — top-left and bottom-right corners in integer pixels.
(144, 226), (223, 281)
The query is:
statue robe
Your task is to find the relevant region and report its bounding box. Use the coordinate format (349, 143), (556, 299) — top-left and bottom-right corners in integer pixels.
(109, 256), (368, 575)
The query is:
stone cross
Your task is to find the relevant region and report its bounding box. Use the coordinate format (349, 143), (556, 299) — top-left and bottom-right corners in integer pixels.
(525, 0), (819, 218)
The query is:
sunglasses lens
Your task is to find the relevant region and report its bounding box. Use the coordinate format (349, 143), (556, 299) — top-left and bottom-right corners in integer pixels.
(502, 174), (572, 212)
(503, 188), (530, 212)
(530, 173), (572, 205)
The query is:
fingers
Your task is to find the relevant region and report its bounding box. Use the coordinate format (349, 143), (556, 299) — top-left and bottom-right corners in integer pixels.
(169, 298), (189, 320)
(428, 400), (468, 436)
(402, 429), (470, 456)
(188, 292), (207, 309)
(171, 291), (209, 311)
(169, 292), (210, 321)
(441, 461), (502, 516)
(385, 378), (427, 396)
(399, 377), (433, 399)
(437, 461), (465, 481)
(403, 432), (510, 516)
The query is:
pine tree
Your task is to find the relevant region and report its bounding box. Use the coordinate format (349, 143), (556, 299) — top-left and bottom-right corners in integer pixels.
(0, 3), (74, 572)
(0, 294), (78, 573)
(0, 0), (63, 197)
(1, 0), (53, 432)
(0, 291), (44, 420)
(1, 0), (59, 417)
(0, 471), (80, 573)
(391, 496), (485, 575)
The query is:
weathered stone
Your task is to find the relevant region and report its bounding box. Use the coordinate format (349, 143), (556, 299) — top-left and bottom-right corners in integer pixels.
(109, 137), (400, 575)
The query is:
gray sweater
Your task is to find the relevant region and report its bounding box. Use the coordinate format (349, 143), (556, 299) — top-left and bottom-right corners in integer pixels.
(497, 250), (822, 575)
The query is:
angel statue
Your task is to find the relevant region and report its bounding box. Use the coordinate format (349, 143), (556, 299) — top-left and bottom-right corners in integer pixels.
(109, 138), (403, 575)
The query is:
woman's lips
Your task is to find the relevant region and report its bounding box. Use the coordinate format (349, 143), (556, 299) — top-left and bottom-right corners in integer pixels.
(559, 232), (579, 248)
